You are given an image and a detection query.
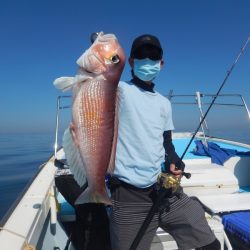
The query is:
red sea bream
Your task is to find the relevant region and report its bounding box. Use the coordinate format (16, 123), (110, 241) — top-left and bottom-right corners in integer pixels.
(54, 32), (125, 204)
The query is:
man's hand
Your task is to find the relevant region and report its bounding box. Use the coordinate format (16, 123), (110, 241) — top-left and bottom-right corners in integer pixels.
(170, 163), (183, 178)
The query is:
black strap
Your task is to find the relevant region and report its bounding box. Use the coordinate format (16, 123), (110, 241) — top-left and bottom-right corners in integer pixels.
(63, 233), (72, 250)
(108, 176), (155, 192)
(129, 186), (172, 250)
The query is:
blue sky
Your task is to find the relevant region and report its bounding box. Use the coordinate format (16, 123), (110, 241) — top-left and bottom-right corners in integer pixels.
(0, 0), (250, 134)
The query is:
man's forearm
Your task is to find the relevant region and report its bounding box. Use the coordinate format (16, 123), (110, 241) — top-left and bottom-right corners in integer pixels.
(163, 130), (180, 164)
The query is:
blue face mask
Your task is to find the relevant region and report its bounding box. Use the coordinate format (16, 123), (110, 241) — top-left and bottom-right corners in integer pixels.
(133, 58), (161, 81)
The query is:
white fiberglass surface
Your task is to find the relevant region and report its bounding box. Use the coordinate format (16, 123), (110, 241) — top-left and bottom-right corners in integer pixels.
(197, 193), (250, 213)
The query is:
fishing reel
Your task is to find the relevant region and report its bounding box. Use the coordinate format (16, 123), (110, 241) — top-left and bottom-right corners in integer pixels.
(158, 157), (191, 192)
(157, 172), (181, 192)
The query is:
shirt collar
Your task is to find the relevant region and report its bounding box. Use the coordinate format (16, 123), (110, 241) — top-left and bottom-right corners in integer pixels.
(131, 77), (155, 93)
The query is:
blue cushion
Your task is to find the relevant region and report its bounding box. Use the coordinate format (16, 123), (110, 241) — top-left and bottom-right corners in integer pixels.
(57, 192), (75, 216)
(222, 212), (250, 245)
(239, 186), (250, 193)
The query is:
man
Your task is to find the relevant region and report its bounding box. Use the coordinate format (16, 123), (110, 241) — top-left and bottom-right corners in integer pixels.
(109, 34), (221, 250)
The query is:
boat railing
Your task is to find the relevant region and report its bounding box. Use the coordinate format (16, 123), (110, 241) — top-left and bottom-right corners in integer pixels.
(168, 90), (250, 133)
(54, 92), (250, 157)
(168, 91), (250, 114)
(54, 95), (71, 158)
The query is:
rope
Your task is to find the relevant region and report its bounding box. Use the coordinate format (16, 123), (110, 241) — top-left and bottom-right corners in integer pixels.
(0, 226), (36, 250)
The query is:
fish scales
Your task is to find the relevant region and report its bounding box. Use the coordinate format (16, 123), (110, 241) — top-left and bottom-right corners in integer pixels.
(73, 79), (117, 204)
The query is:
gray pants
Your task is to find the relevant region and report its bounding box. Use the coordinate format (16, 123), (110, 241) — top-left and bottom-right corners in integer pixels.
(109, 184), (215, 250)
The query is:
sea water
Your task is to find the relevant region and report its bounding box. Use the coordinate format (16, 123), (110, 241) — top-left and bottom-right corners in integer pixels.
(0, 132), (55, 221)
(0, 129), (250, 222)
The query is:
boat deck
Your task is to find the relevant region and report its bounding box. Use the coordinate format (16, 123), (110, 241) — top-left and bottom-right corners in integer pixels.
(1, 135), (250, 250)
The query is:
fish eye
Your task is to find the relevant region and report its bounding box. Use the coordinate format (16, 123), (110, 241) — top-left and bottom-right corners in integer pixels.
(110, 54), (120, 64)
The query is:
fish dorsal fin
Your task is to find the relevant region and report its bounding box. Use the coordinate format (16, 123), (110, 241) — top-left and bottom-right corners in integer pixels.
(107, 91), (120, 174)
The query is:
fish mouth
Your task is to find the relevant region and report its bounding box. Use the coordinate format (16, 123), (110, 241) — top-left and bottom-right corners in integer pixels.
(98, 33), (117, 43)
(85, 69), (93, 74)
(84, 52), (105, 74)
(93, 52), (103, 64)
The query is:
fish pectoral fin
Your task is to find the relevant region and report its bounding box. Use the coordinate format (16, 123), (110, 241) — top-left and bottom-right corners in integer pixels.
(70, 123), (79, 148)
(53, 77), (75, 92)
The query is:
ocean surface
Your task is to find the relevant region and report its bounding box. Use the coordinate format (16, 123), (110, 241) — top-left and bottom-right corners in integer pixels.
(0, 132), (55, 222)
(0, 129), (250, 222)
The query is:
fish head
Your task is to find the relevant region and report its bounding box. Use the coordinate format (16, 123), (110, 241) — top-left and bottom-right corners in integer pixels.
(77, 32), (125, 76)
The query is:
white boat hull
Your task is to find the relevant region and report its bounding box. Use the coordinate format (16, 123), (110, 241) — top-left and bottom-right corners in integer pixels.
(1, 134), (250, 250)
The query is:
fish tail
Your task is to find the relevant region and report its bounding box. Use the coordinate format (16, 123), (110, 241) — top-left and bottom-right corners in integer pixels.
(74, 187), (112, 205)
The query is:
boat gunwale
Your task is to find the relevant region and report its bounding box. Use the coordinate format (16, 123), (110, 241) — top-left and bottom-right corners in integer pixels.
(173, 132), (250, 149)
(0, 152), (55, 228)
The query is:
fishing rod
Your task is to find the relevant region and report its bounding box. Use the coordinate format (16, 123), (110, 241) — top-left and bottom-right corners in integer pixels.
(180, 36), (250, 160)
(130, 36), (250, 250)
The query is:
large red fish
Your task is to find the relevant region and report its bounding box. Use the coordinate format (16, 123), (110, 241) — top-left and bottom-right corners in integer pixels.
(54, 32), (125, 205)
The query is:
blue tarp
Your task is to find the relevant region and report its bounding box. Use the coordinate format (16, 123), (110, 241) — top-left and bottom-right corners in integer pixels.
(222, 212), (250, 245)
(192, 140), (250, 165)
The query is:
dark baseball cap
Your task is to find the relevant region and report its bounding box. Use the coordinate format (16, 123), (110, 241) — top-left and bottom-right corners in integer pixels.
(130, 34), (163, 60)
